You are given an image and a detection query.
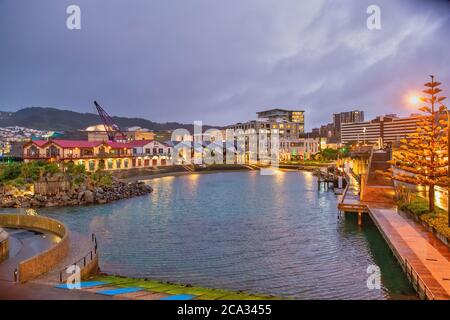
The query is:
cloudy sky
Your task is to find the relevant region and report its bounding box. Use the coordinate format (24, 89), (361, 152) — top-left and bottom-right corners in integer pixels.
(0, 0), (449, 129)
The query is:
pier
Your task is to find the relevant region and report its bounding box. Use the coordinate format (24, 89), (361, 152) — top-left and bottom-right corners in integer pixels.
(339, 151), (450, 300)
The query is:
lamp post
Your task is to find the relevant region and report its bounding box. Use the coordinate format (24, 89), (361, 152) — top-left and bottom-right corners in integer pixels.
(440, 103), (450, 227)
(363, 127), (367, 145)
(433, 98), (450, 227)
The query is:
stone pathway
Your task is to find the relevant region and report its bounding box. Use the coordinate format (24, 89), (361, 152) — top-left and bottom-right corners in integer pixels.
(340, 170), (450, 300)
(0, 228), (58, 282)
(34, 231), (95, 285)
(368, 205), (450, 300)
(0, 281), (122, 300)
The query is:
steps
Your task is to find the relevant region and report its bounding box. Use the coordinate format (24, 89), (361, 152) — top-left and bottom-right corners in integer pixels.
(366, 151), (393, 187)
(362, 150), (395, 204)
(182, 165), (194, 172)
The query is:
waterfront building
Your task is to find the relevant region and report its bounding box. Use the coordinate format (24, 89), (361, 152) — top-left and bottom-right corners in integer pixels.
(128, 140), (172, 166)
(256, 108), (305, 126)
(317, 110), (365, 142)
(86, 124), (156, 142)
(280, 136), (320, 161)
(333, 110), (365, 136)
(227, 108), (306, 162)
(319, 123), (335, 138)
(340, 114), (419, 145)
(23, 139), (172, 171)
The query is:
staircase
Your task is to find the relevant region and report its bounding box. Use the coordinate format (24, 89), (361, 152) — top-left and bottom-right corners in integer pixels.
(361, 149), (395, 204)
(182, 164), (194, 172)
(366, 151), (392, 187)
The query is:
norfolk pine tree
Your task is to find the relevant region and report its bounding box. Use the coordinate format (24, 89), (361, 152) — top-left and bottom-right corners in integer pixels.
(388, 76), (448, 212)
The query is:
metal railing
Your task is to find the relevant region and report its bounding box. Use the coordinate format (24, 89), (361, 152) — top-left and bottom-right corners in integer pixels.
(340, 172), (351, 205)
(132, 152), (171, 157)
(404, 258), (435, 300)
(58, 233), (98, 283)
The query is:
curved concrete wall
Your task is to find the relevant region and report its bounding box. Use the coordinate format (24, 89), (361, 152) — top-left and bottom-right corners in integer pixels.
(0, 214), (69, 283)
(0, 227), (9, 262)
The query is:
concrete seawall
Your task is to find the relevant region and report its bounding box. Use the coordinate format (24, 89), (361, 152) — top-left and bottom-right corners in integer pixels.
(0, 214), (69, 283)
(0, 227), (8, 262)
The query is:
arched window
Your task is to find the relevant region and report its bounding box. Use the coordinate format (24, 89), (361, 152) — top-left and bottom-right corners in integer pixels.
(46, 145), (60, 157)
(28, 145), (39, 156)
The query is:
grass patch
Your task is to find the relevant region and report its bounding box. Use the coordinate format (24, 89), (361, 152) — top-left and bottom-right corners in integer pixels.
(398, 195), (450, 238)
(91, 275), (279, 300)
(398, 196), (436, 216)
(421, 213), (450, 238)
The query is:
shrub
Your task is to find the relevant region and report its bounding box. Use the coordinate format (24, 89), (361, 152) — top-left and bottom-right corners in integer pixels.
(90, 169), (113, 188)
(65, 163), (87, 187)
(20, 162), (42, 182)
(42, 163), (60, 177)
(397, 193), (450, 238)
(399, 196), (433, 216)
(421, 213), (450, 238)
(0, 163), (22, 182)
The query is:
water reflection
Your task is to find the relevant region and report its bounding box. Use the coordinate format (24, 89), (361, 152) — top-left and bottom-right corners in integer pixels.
(36, 171), (415, 299)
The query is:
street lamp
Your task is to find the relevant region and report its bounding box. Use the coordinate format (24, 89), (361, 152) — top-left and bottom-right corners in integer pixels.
(423, 95), (449, 227)
(438, 102), (450, 227)
(363, 127), (367, 145)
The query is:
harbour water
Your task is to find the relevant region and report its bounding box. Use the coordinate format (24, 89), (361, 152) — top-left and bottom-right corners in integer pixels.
(37, 171), (415, 299)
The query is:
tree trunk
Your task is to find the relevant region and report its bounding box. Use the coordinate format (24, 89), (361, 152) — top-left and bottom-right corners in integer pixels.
(429, 184), (435, 212)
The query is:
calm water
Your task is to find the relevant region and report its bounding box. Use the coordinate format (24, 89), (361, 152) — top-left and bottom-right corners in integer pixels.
(37, 171), (415, 299)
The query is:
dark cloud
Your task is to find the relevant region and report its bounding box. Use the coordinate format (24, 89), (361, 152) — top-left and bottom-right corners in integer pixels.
(0, 0), (449, 129)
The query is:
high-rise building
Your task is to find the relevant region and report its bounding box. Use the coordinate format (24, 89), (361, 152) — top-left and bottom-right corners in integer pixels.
(340, 114), (419, 144)
(333, 110), (364, 136)
(227, 109), (314, 161)
(257, 109), (305, 127)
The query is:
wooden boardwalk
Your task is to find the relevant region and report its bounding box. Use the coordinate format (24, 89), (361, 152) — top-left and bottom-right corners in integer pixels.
(338, 173), (368, 214)
(339, 173), (450, 300)
(368, 206), (450, 300)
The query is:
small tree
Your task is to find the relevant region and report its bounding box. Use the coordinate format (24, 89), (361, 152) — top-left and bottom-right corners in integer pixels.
(65, 162), (87, 187)
(320, 148), (338, 160)
(389, 76), (448, 212)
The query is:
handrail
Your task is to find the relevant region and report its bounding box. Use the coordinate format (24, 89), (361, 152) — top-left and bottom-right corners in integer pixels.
(404, 258), (435, 300)
(59, 233), (98, 283)
(339, 169), (352, 203)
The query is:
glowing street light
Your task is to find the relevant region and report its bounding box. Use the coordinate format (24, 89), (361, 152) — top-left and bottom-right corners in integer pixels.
(408, 95), (421, 106)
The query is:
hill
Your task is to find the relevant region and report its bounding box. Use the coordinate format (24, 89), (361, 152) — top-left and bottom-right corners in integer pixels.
(0, 107), (215, 132)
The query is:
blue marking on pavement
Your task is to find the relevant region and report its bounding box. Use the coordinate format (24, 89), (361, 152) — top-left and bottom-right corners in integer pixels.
(160, 294), (195, 300)
(96, 287), (143, 296)
(55, 281), (107, 289)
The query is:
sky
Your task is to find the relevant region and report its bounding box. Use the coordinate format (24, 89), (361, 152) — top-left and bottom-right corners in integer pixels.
(0, 0), (449, 130)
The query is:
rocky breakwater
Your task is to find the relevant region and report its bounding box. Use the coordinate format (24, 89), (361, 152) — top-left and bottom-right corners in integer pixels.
(0, 181), (153, 208)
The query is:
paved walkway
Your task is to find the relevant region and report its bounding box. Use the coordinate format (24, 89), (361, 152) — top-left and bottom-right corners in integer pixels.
(368, 206), (450, 300)
(0, 281), (120, 300)
(340, 172), (450, 299)
(0, 228), (59, 282)
(34, 231), (95, 285)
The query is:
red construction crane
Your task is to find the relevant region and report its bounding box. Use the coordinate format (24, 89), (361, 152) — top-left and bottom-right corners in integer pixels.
(93, 101), (127, 142)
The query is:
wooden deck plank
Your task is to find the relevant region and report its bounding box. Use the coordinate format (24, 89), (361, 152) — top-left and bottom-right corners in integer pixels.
(340, 172), (450, 300)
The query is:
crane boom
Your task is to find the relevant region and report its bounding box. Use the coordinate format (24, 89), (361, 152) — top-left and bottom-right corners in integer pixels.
(93, 101), (126, 142)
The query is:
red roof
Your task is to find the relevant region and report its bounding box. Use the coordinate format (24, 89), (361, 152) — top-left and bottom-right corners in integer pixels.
(126, 140), (154, 147)
(27, 139), (159, 149)
(51, 140), (103, 148)
(30, 140), (47, 147)
(105, 141), (131, 148)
